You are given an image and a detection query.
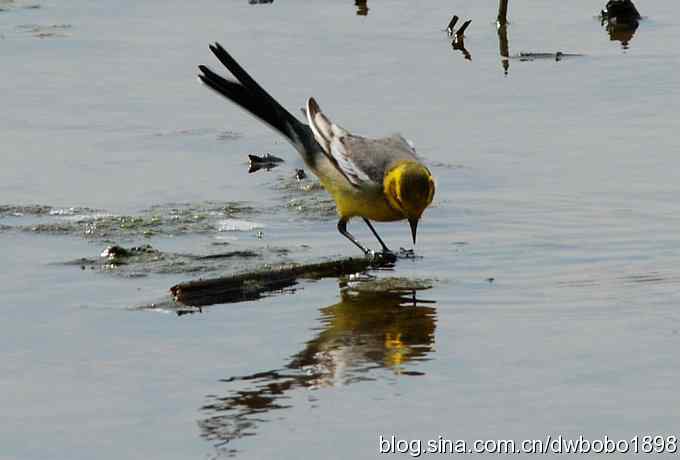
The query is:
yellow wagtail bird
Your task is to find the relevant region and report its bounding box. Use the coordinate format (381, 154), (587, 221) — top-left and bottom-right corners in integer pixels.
(198, 43), (435, 258)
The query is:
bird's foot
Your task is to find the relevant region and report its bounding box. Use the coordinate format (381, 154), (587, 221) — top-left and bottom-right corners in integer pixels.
(366, 249), (398, 264)
(397, 247), (422, 259)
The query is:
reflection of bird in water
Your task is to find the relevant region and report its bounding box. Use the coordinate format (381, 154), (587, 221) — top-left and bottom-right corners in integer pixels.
(600, 0), (641, 49)
(198, 283), (436, 455)
(289, 285), (436, 383)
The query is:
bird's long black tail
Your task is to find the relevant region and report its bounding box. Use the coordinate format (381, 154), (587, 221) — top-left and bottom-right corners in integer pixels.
(198, 43), (316, 161)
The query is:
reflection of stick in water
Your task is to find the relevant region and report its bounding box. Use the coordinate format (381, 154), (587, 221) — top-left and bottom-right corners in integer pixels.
(497, 21), (510, 75)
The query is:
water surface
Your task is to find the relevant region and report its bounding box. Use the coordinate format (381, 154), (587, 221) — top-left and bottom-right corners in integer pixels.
(2, 0), (680, 458)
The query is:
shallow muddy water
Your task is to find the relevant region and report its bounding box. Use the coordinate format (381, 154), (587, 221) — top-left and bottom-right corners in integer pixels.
(2, 0), (680, 458)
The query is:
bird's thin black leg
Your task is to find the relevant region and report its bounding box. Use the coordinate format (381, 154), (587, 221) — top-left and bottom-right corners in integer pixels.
(337, 219), (370, 255)
(362, 218), (392, 254)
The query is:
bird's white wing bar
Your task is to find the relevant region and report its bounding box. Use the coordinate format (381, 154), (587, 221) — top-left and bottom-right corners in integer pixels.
(330, 137), (373, 186)
(306, 98), (335, 151)
(306, 97), (372, 187)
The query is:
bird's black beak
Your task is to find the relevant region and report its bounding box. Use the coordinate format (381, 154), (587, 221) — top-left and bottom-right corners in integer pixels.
(409, 218), (419, 245)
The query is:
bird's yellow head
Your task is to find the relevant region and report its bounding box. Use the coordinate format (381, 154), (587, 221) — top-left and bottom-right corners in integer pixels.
(383, 161), (435, 244)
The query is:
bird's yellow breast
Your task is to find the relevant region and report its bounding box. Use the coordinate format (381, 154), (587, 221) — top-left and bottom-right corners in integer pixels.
(332, 185), (404, 222)
(317, 174), (403, 222)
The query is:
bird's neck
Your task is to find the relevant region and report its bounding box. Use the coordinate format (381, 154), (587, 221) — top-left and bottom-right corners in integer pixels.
(382, 161), (409, 214)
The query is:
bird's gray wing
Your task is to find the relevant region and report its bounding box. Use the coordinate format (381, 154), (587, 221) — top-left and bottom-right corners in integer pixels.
(339, 134), (419, 184)
(306, 98), (418, 186)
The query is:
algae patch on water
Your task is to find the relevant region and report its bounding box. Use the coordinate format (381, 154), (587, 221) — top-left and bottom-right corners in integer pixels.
(0, 204), (59, 217)
(0, 0), (42, 13)
(273, 174), (336, 220)
(1, 201), (260, 241)
(341, 276), (433, 294)
(64, 242), (298, 278)
(16, 23), (71, 39)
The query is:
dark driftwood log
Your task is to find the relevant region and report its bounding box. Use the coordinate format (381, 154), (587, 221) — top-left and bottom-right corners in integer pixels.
(170, 257), (378, 307)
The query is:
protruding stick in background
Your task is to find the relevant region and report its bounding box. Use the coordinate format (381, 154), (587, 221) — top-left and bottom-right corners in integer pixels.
(451, 19), (472, 61)
(447, 15), (459, 36)
(497, 0), (510, 75)
(456, 19), (471, 38)
(497, 0), (509, 26)
(355, 0), (368, 16)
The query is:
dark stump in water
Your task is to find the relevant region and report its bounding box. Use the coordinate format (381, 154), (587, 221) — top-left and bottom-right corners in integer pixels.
(601, 0), (641, 25)
(600, 0), (641, 49)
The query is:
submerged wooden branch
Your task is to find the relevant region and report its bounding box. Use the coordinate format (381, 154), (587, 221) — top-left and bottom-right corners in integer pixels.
(170, 256), (381, 307)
